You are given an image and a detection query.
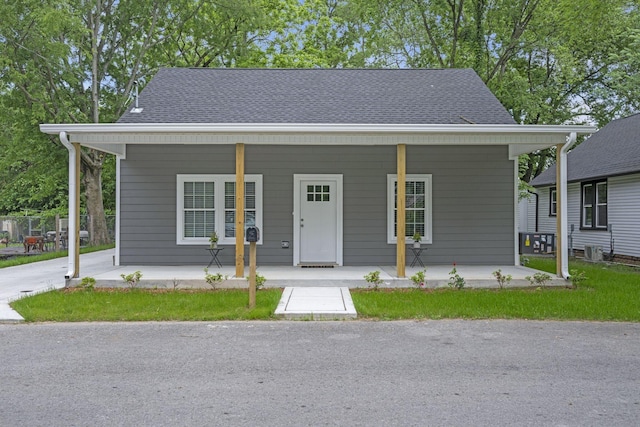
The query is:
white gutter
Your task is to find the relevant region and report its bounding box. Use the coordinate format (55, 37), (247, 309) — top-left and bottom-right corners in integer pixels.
(59, 132), (77, 280)
(40, 123), (597, 136)
(559, 132), (577, 279)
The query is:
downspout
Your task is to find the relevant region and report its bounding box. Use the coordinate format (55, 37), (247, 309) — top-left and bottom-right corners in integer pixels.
(526, 190), (539, 232)
(59, 132), (78, 280)
(558, 132), (577, 279)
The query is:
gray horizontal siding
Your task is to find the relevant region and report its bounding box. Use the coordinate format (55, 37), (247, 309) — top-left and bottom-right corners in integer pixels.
(119, 144), (515, 266)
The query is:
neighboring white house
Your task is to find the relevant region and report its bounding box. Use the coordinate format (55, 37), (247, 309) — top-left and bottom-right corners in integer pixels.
(523, 113), (640, 263)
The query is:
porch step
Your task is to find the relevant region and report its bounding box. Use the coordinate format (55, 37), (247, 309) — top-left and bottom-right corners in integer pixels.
(274, 287), (357, 320)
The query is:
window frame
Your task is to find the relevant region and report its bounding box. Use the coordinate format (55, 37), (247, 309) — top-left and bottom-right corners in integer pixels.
(549, 187), (557, 217)
(176, 174), (263, 245)
(387, 174), (433, 244)
(580, 179), (607, 230)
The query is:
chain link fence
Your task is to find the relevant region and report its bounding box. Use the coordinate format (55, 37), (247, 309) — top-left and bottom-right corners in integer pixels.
(0, 215), (115, 250)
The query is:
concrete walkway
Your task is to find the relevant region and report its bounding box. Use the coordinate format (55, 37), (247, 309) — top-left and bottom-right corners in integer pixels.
(275, 287), (357, 319)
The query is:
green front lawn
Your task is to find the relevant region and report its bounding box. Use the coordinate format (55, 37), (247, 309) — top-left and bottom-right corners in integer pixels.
(10, 257), (640, 322)
(353, 258), (640, 321)
(11, 288), (283, 322)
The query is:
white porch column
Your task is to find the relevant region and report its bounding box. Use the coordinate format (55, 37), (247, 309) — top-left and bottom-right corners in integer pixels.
(557, 132), (576, 279)
(59, 132), (80, 279)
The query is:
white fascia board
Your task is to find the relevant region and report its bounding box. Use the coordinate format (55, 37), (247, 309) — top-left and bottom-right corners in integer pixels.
(40, 123), (597, 154)
(39, 122), (597, 135)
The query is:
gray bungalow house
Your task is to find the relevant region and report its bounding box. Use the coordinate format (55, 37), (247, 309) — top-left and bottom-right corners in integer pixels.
(41, 68), (594, 279)
(525, 113), (640, 263)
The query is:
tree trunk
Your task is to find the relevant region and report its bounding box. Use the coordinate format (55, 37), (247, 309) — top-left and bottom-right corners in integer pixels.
(82, 150), (110, 245)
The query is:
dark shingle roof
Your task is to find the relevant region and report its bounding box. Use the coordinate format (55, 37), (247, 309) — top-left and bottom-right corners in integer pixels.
(530, 113), (640, 186)
(118, 68), (515, 125)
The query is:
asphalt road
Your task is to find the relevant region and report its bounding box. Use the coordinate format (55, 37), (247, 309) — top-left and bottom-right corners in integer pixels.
(1, 320), (639, 426)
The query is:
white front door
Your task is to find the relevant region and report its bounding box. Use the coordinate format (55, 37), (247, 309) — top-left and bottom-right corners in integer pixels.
(293, 175), (343, 266)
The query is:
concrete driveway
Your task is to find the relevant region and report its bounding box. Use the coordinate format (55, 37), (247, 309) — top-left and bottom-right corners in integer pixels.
(1, 320), (638, 426)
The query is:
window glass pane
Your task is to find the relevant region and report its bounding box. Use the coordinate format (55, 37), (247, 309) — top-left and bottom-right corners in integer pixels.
(245, 211), (256, 227)
(406, 181), (415, 195)
(597, 206), (607, 228)
(584, 207), (593, 227)
(224, 182), (235, 209)
(246, 195), (256, 209)
(415, 181), (425, 194)
(405, 224), (415, 237)
(307, 185), (313, 192)
(323, 185), (329, 192)
(245, 182), (255, 195)
(194, 195), (205, 209)
(315, 185), (321, 192)
(184, 211), (195, 237)
(322, 194), (330, 202)
(307, 194), (314, 202)
(315, 194), (321, 201)
(597, 183), (607, 204)
(405, 210), (415, 223)
(583, 184), (593, 205)
(225, 211), (235, 238)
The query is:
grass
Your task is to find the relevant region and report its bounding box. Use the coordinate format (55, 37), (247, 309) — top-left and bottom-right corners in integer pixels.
(9, 256), (640, 322)
(352, 258), (640, 321)
(0, 244), (115, 269)
(11, 288), (283, 322)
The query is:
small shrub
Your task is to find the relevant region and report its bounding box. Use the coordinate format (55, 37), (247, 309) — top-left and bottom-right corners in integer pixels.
(255, 273), (266, 290)
(120, 271), (142, 288)
(364, 270), (384, 291)
(492, 269), (512, 289)
(448, 267), (465, 289)
(525, 272), (552, 288)
(569, 269), (588, 288)
(204, 268), (226, 290)
(80, 277), (96, 290)
(410, 269), (427, 289)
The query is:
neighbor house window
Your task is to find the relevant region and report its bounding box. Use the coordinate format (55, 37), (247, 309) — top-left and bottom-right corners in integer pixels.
(177, 175), (262, 244)
(387, 174), (432, 244)
(581, 180), (607, 229)
(549, 188), (557, 216)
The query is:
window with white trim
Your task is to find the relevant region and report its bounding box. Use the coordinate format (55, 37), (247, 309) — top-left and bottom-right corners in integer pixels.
(387, 174), (432, 244)
(177, 175), (262, 244)
(581, 180), (607, 229)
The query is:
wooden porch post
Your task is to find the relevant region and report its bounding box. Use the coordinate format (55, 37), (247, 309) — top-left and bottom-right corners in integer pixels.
(72, 142), (81, 278)
(235, 143), (245, 278)
(555, 143), (563, 278)
(397, 144), (406, 278)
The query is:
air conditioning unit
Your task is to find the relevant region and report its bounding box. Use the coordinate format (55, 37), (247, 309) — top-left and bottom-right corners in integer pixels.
(584, 245), (603, 262)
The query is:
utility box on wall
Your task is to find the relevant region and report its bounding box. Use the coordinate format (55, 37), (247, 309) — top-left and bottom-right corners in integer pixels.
(519, 233), (555, 255)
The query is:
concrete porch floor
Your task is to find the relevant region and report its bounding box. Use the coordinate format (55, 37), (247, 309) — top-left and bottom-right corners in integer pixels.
(79, 257), (567, 289)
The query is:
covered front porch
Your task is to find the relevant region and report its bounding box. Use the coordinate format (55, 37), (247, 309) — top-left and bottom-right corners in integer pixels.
(71, 250), (566, 288)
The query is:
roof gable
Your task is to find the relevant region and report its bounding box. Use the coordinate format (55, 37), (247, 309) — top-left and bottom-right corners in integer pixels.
(118, 68), (515, 125)
(531, 113), (640, 186)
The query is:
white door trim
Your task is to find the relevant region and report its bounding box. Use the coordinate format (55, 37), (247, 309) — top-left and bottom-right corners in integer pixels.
(293, 174), (343, 266)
